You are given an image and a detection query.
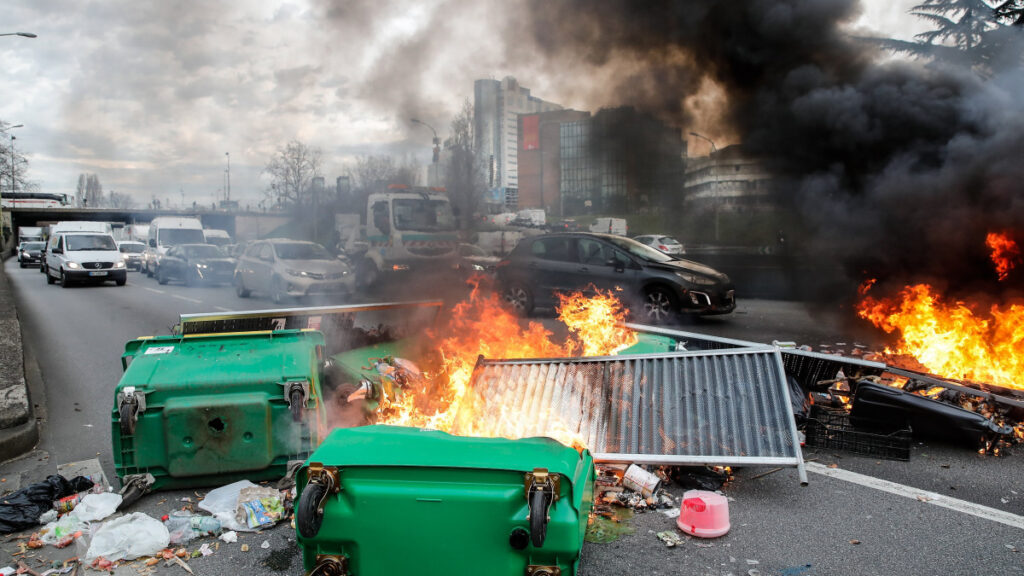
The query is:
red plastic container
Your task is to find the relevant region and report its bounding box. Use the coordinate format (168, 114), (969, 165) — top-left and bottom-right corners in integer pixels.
(677, 490), (730, 538)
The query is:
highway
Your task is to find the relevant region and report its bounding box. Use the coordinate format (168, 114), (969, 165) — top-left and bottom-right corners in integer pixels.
(1, 259), (1021, 575)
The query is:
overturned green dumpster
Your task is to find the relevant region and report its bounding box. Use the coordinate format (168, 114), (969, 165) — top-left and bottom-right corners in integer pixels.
(295, 425), (595, 576)
(112, 329), (328, 491)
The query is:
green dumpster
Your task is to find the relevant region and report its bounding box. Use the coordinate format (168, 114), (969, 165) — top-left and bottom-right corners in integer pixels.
(112, 329), (328, 491)
(295, 425), (595, 576)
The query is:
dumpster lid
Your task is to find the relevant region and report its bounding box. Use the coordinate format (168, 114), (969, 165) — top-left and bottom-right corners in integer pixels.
(313, 425), (586, 478)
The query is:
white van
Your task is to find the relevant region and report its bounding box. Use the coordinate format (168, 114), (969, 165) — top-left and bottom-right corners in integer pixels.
(44, 222), (126, 287)
(203, 229), (232, 247)
(144, 217), (205, 276)
(589, 217), (628, 236)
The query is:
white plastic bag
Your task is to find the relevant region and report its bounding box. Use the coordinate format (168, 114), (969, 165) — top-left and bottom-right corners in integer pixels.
(40, 514), (87, 546)
(70, 493), (122, 523)
(84, 512), (169, 562)
(198, 480), (259, 532)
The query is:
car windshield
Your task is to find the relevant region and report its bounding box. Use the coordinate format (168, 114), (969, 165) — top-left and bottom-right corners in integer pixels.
(660, 236), (681, 245)
(119, 243), (145, 253)
(158, 228), (206, 245)
(66, 234), (117, 251)
(392, 199), (456, 231)
(184, 245), (225, 259)
(273, 242), (331, 260)
(605, 236), (675, 263)
(23, 242), (45, 250)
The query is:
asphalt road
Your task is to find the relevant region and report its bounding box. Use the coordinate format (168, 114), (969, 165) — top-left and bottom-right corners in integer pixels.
(1, 260), (1021, 576)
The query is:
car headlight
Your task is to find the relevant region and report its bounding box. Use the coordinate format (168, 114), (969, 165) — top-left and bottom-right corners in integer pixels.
(472, 264), (486, 271)
(675, 271), (716, 286)
(66, 262), (80, 269)
(285, 268), (308, 277)
(196, 263), (208, 269)
(114, 261), (125, 269)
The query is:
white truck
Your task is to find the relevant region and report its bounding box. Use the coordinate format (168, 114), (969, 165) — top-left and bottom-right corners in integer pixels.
(335, 186), (459, 288)
(143, 216), (206, 276)
(203, 229), (232, 247)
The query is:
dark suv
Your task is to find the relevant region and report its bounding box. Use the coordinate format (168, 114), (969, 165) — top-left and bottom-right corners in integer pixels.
(496, 233), (735, 323)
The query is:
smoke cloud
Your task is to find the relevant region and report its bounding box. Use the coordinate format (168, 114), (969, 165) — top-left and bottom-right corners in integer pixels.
(512, 0), (1024, 294)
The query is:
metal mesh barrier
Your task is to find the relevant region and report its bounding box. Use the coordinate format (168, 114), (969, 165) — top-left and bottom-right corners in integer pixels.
(458, 349), (807, 482)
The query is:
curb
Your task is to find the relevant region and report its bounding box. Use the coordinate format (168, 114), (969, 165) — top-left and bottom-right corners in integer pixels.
(0, 256), (40, 463)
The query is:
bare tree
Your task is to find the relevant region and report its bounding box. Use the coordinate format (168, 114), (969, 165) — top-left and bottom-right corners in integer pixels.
(0, 120), (30, 194)
(444, 100), (485, 229)
(107, 191), (136, 209)
(263, 140), (323, 209)
(343, 154), (418, 212)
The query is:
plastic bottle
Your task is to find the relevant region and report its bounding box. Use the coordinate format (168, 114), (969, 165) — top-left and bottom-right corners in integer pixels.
(162, 513), (222, 544)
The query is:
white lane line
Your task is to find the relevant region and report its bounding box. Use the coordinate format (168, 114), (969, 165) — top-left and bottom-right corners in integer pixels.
(171, 294), (202, 304)
(142, 287), (165, 294)
(213, 306), (230, 312)
(806, 462), (1024, 529)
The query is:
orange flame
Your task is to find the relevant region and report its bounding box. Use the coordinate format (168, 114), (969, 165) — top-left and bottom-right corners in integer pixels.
(377, 283), (637, 448)
(858, 282), (1024, 390)
(986, 232), (1021, 281)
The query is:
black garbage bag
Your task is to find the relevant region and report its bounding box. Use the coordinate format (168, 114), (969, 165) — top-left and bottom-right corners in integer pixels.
(787, 375), (810, 424)
(0, 475), (94, 533)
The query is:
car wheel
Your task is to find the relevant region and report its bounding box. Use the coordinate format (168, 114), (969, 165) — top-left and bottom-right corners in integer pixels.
(235, 275), (251, 298)
(642, 286), (677, 325)
(185, 268), (197, 287)
(60, 269), (71, 288)
(116, 277), (127, 286)
(19, 261), (25, 269)
(46, 266), (55, 284)
(157, 267), (168, 285)
(271, 277), (286, 304)
(39, 263), (46, 273)
(502, 283), (534, 316)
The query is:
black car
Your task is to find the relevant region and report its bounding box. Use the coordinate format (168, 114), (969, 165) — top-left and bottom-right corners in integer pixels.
(17, 241), (45, 268)
(496, 232), (735, 323)
(156, 244), (236, 286)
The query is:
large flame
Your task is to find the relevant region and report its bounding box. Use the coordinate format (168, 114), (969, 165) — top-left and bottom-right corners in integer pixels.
(986, 232), (1021, 281)
(857, 233), (1024, 390)
(377, 282), (638, 447)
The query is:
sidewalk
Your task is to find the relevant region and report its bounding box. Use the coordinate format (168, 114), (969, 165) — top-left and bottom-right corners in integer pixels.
(0, 257), (38, 462)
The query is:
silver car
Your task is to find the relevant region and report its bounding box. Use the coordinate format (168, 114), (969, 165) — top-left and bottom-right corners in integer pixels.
(234, 239), (355, 303)
(633, 234), (686, 256)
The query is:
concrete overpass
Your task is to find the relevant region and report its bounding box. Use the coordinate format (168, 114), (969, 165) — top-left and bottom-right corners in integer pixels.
(4, 207), (292, 249)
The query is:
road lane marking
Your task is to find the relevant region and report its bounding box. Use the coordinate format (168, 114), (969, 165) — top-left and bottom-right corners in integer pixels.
(172, 295), (203, 304)
(143, 287), (165, 294)
(213, 306), (230, 311)
(806, 462), (1024, 529)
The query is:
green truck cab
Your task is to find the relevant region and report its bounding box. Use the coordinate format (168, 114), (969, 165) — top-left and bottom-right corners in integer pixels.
(112, 329), (328, 491)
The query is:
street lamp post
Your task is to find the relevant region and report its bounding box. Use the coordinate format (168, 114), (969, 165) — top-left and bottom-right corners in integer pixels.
(225, 152), (231, 205)
(0, 32), (37, 38)
(410, 118), (440, 186)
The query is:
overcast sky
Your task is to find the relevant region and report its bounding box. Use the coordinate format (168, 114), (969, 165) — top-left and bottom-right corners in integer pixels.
(1, 0), (928, 208)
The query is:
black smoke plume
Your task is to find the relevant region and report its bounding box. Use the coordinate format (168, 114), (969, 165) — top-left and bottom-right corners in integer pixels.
(521, 0), (1024, 296)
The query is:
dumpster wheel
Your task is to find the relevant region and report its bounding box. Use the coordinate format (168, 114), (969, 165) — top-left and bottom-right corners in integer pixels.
(289, 388), (305, 423)
(297, 481), (329, 538)
(118, 402), (136, 436)
(529, 487), (550, 548)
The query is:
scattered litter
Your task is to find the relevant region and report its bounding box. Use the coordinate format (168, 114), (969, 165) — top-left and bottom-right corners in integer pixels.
(0, 475), (95, 534)
(849, 539), (861, 545)
(1001, 497), (1010, 504)
(39, 514), (86, 547)
(260, 540), (270, 549)
(238, 486), (285, 529)
(37, 511), (57, 525)
(69, 493), (121, 522)
(780, 564), (814, 576)
(84, 512), (170, 562)
(199, 543), (213, 557)
(746, 559), (760, 565)
(656, 530), (684, 547)
(240, 544), (249, 552)
(219, 531), (237, 543)
(167, 555), (193, 575)
(0, 568), (12, 576)
(748, 570), (762, 576)
(661, 507), (680, 518)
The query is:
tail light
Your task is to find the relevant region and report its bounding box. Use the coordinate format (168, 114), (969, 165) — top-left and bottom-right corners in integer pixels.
(658, 245), (668, 251)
